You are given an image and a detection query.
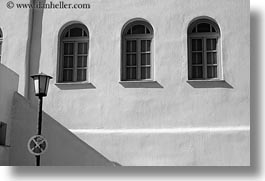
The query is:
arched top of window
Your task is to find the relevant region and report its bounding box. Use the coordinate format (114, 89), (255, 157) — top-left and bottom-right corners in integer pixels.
(61, 23), (89, 39)
(188, 18), (220, 35)
(123, 20), (153, 36)
(0, 28), (3, 38)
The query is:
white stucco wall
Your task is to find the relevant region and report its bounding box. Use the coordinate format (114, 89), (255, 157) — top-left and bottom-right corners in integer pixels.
(1, 0), (250, 166)
(36, 0), (249, 130)
(0, 0), (31, 95)
(0, 64), (19, 165)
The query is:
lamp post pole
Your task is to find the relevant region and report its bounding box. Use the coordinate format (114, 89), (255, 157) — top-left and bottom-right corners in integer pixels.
(30, 73), (52, 167)
(36, 96), (43, 166)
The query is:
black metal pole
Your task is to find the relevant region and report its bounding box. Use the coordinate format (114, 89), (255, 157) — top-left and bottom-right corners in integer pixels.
(36, 96), (43, 166)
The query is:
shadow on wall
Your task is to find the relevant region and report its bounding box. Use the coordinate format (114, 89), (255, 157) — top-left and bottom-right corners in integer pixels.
(9, 92), (120, 166)
(187, 80), (233, 89)
(27, 0), (46, 100)
(119, 81), (163, 88)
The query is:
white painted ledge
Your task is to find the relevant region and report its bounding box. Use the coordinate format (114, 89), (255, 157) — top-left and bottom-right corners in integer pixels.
(70, 126), (250, 134)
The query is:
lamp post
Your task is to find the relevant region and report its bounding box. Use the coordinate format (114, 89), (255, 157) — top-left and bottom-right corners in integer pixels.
(30, 73), (52, 166)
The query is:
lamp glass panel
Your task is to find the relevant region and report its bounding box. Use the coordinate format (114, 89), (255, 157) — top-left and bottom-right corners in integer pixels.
(39, 76), (47, 94)
(44, 78), (50, 95)
(33, 78), (39, 95)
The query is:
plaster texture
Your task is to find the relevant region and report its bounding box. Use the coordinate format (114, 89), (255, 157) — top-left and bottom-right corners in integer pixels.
(0, 0), (31, 95)
(34, 0), (250, 130)
(0, 64), (19, 165)
(74, 128), (250, 166)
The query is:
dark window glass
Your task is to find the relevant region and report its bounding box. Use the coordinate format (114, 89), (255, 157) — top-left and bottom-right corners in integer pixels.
(64, 43), (74, 55)
(141, 67), (151, 79)
(126, 54), (137, 66)
(126, 67), (137, 80)
(126, 40), (136, 52)
(192, 39), (203, 51)
(63, 56), (74, 68)
(70, 28), (83, 37)
(212, 26), (216, 32)
(146, 28), (151, 34)
(63, 69), (73, 82)
(197, 23), (211, 32)
(192, 66), (203, 79)
(77, 69), (86, 81)
(207, 66), (217, 78)
(132, 25), (146, 34)
(78, 43), (88, 54)
(192, 53), (203, 65)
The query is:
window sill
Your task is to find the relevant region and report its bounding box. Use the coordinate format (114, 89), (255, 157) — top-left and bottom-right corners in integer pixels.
(119, 80), (163, 88)
(187, 79), (225, 83)
(55, 82), (96, 90)
(187, 79), (233, 88)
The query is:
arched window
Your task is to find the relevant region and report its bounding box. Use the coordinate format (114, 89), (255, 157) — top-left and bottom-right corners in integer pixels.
(188, 18), (221, 80)
(0, 28), (3, 63)
(121, 20), (154, 81)
(59, 23), (89, 82)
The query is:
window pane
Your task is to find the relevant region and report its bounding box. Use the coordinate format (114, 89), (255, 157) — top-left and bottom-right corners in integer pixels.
(126, 28), (132, 35)
(78, 43), (88, 54)
(132, 25), (146, 34)
(83, 31), (88, 37)
(141, 67), (151, 79)
(64, 43), (74, 55)
(213, 52), (217, 64)
(141, 40), (151, 52)
(207, 66), (217, 78)
(141, 40), (146, 52)
(207, 53), (212, 64)
(77, 56), (87, 67)
(192, 39), (202, 51)
(192, 53), (202, 65)
(207, 39), (217, 50)
(70, 28), (83, 37)
(65, 31), (70, 37)
(126, 67), (137, 80)
(126, 40), (136, 52)
(63, 69), (73, 81)
(141, 53), (151, 65)
(126, 54), (136, 66)
(146, 27), (151, 34)
(63, 56), (74, 68)
(207, 52), (217, 65)
(0, 42), (2, 55)
(77, 69), (86, 81)
(192, 66), (203, 79)
(197, 23), (211, 32)
(212, 26), (216, 32)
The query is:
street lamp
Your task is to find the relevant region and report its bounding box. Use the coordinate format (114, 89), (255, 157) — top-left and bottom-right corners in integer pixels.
(30, 73), (52, 166)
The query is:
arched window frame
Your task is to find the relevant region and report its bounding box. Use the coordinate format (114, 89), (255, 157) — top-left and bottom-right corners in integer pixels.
(58, 23), (89, 83)
(188, 18), (221, 80)
(0, 28), (3, 63)
(121, 20), (154, 81)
